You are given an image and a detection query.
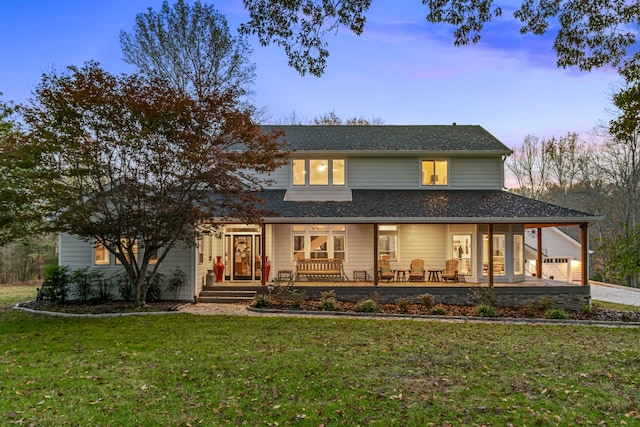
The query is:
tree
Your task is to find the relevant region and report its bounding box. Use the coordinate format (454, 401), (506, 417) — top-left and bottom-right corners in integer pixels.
(506, 135), (551, 200)
(0, 96), (42, 244)
(120, 0), (255, 101)
(19, 62), (286, 307)
(312, 110), (384, 125)
(240, 0), (640, 76)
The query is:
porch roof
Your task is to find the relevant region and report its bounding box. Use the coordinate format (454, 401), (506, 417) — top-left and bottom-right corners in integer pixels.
(256, 190), (600, 225)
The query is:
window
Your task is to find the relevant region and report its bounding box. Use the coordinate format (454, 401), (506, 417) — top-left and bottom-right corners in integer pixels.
(513, 235), (523, 275)
(115, 239), (138, 265)
(482, 234), (505, 276)
(94, 242), (110, 265)
(378, 225), (398, 261)
(147, 247), (159, 265)
(452, 234), (472, 275)
(422, 160), (448, 186)
(292, 159), (345, 186)
(292, 225), (346, 260)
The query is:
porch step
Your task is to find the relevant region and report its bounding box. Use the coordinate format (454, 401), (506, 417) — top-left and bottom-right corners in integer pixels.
(198, 290), (256, 304)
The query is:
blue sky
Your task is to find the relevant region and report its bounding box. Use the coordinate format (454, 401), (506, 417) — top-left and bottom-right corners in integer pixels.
(0, 0), (619, 148)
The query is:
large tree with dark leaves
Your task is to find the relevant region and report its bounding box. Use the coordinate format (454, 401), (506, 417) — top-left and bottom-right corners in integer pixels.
(0, 96), (43, 244)
(240, 0), (640, 76)
(20, 62), (286, 306)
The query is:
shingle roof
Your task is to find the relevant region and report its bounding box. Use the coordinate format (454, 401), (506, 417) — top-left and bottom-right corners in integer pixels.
(256, 190), (599, 224)
(261, 125), (512, 153)
(262, 125), (511, 154)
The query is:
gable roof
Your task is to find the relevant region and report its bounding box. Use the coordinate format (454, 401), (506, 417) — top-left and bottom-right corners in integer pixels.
(261, 125), (512, 154)
(256, 190), (600, 225)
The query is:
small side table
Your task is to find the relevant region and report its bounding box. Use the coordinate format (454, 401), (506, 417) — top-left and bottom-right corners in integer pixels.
(427, 269), (442, 282)
(353, 270), (368, 281)
(394, 269), (408, 282)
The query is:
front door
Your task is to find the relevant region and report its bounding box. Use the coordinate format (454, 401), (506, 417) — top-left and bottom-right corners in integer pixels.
(226, 234), (262, 281)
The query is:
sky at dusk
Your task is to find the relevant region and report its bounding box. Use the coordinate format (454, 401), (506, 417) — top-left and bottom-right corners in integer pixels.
(0, 0), (621, 149)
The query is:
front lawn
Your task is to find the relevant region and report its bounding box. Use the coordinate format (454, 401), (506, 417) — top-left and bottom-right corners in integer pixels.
(1, 284), (639, 426)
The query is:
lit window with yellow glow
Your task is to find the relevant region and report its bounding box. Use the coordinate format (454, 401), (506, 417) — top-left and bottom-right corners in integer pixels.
(292, 159), (345, 186)
(421, 160), (448, 186)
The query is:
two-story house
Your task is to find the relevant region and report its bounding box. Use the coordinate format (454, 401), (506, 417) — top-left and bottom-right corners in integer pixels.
(58, 125), (598, 307)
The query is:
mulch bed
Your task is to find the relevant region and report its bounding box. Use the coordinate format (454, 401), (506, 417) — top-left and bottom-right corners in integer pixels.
(19, 300), (185, 314)
(259, 300), (640, 323)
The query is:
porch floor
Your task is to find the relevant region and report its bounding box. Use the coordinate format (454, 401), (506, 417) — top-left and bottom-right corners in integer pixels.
(217, 277), (583, 288)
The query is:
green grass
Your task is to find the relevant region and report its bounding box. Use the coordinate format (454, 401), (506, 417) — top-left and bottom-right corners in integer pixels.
(593, 299), (640, 312)
(2, 284), (640, 426)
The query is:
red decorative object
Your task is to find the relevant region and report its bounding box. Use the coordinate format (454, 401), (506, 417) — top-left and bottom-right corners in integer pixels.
(265, 256), (271, 281)
(214, 256), (224, 282)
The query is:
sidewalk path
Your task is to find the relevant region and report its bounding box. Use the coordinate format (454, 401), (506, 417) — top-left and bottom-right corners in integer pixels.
(591, 282), (640, 306)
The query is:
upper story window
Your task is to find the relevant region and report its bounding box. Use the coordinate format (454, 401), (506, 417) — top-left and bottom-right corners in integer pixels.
(293, 159), (345, 186)
(421, 159), (448, 186)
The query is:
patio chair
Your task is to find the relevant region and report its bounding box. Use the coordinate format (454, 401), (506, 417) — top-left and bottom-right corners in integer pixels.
(408, 259), (426, 282)
(441, 259), (459, 282)
(378, 257), (395, 281)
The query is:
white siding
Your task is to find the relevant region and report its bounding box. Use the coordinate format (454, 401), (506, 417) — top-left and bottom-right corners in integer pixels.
(348, 157), (420, 189)
(396, 224), (448, 270)
(58, 233), (195, 301)
(449, 157), (503, 189)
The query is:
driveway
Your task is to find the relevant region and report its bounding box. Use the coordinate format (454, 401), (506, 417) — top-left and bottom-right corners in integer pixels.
(591, 282), (640, 306)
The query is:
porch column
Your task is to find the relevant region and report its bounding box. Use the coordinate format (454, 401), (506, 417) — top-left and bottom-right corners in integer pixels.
(536, 227), (543, 279)
(261, 223), (267, 286)
(373, 223), (379, 286)
(580, 223), (589, 286)
(488, 223), (494, 287)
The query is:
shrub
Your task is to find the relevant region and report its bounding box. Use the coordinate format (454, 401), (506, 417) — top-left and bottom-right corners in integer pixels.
(319, 290), (337, 311)
(70, 268), (103, 302)
(546, 308), (569, 319)
(581, 302), (601, 318)
(41, 265), (71, 303)
(166, 267), (189, 300)
(289, 289), (306, 309)
(320, 290), (337, 300)
(355, 299), (380, 313)
(418, 293), (435, 310)
(475, 304), (499, 317)
(431, 306), (447, 315)
(471, 286), (496, 306)
(253, 294), (272, 308)
(145, 272), (164, 302)
(397, 297), (410, 313)
(319, 297), (337, 311)
(113, 272), (133, 301)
